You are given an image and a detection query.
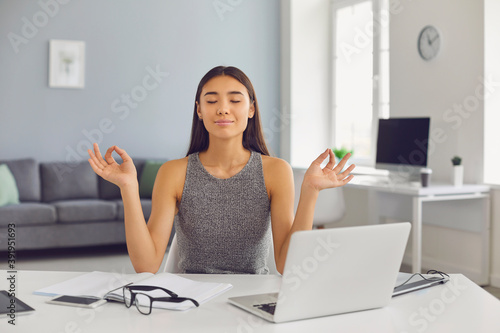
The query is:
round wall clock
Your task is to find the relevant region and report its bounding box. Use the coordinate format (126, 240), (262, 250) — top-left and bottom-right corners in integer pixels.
(417, 25), (440, 61)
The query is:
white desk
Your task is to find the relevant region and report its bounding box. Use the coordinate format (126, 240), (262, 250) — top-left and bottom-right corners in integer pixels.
(2, 270), (500, 332)
(347, 177), (490, 281)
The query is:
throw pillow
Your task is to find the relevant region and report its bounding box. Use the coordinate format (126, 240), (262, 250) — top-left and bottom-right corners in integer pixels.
(139, 160), (165, 198)
(0, 158), (40, 201)
(0, 164), (20, 207)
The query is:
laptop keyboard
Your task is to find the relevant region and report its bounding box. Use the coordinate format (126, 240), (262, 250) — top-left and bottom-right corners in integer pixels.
(253, 302), (277, 315)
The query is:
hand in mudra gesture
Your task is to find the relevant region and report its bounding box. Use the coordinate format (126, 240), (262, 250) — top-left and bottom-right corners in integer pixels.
(302, 149), (355, 192)
(87, 143), (137, 188)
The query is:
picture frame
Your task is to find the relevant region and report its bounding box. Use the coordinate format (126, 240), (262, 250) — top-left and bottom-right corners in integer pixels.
(49, 40), (85, 89)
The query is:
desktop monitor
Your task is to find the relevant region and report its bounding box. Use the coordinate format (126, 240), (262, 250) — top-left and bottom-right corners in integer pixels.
(375, 117), (430, 180)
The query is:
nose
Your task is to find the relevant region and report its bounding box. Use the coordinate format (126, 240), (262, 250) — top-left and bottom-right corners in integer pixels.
(217, 102), (230, 115)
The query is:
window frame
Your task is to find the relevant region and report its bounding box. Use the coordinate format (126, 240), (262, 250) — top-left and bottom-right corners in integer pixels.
(330, 0), (389, 167)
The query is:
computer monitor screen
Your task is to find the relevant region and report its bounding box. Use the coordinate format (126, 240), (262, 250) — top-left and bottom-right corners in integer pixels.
(375, 117), (430, 174)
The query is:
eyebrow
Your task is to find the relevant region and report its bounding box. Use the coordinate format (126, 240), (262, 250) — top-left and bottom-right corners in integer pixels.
(203, 91), (244, 97)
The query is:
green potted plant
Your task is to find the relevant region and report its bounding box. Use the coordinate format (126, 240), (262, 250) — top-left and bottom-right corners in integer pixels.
(333, 147), (353, 161)
(451, 156), (462, 166)
(451, 155), (463, 187)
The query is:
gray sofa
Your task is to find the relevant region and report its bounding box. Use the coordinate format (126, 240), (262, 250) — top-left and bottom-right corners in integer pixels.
(0, 158), (173, 251)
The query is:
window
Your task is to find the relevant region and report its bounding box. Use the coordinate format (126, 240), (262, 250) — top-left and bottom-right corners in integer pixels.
(484, 0), (500, 185)
(331, 0), (389, 166)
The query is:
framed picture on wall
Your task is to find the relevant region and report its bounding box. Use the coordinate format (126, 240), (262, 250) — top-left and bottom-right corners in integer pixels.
(49, 40), (85, 89)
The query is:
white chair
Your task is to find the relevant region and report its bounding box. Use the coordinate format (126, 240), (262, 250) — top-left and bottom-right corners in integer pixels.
(293, 168), (346, 228)
(163, 233), (182, 273)
(163, 233), (279, 275)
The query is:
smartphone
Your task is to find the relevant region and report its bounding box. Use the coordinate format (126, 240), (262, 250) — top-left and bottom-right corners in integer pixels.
(46, 295), (107, 308)
(0, 290), (35, 316)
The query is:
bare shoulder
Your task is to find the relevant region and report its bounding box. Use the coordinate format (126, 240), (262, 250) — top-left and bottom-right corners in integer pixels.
(261, 155), (292, 175)
(154, 157), (188, 200)
(261, 155), (293, 196)
(157, 156), (188, 177)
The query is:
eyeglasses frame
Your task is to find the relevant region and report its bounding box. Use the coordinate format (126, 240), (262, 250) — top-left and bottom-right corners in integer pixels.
(123, 285), (199, 315)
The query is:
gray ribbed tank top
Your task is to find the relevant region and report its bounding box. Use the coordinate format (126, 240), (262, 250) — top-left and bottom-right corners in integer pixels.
(175, 150), (271, 274)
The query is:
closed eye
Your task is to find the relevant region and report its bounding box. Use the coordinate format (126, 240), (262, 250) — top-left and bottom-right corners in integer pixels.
(231, 100), (241, 103)
(206, 101), (217, 104)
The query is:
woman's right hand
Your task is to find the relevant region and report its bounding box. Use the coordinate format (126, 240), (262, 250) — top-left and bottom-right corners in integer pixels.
(87, 143), (137, 189)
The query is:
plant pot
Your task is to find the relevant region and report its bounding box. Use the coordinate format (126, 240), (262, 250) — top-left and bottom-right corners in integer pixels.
(452, 165), (463, 187)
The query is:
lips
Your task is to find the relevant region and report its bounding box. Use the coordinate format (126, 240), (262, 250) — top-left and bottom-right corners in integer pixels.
(215, 120), (234, 125)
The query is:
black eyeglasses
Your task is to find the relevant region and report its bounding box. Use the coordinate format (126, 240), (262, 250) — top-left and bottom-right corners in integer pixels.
(122, 285), (199, 315)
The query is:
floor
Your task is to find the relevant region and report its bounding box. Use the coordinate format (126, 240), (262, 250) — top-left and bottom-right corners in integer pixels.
(10, 246), (500, 300)
(13, 245), (150, 274)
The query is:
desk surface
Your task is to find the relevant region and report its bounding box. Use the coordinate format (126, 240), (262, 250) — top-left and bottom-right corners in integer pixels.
(349, 175), (490, 196)
(2, 270), (500, 332)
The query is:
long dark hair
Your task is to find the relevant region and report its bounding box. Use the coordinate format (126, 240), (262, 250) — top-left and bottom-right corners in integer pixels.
(186, 66), (270, 156)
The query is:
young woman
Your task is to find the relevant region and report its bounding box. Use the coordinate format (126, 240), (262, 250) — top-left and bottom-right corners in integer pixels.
(88, 66), (355, 275)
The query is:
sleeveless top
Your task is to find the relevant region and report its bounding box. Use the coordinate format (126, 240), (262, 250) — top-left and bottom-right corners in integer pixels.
(175, 151), (272, 274)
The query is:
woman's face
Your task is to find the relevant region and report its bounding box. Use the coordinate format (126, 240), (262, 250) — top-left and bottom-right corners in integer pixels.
(197, 75), (255, 141)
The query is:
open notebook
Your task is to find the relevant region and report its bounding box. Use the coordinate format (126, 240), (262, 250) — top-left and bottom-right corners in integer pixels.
(34, 271), (232, 311)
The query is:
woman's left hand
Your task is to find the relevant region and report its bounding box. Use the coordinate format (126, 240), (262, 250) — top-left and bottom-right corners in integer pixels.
(302, 148), (355, 192)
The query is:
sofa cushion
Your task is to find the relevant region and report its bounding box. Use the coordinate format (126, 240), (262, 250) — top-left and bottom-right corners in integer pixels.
(98, 158), (147, 200)
(115, 199), (152, 220)
(41, 161), (98, 202)
(0, 203), (56, 227)
(139, 160), (166, 198)
(98, 178), (121, 200)
(54, 199), (117, 223)
(0, 158), (40, 202)
(0, 164), (20, 207)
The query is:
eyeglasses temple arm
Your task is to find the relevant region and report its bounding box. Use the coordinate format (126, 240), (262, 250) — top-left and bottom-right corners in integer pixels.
(103, 282), (134, 300)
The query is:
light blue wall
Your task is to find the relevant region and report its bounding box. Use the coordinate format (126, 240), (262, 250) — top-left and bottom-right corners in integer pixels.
(0, 0), (280, 162)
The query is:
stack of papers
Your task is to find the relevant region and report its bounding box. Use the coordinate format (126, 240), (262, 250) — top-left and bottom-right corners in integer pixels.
(34, 271), (232, 311)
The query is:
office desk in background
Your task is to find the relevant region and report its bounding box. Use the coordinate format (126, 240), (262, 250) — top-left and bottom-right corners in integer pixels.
(1, 270), (500, 333)
(348, 176), (490, 284)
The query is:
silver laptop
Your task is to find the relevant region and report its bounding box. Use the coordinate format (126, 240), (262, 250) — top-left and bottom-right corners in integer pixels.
(228, 222), (411, 323)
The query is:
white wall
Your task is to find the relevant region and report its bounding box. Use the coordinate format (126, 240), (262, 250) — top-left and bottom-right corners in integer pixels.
(485, 0), (500, 288)
(390, 0), (484, 185)
(484, 0), (500, 184)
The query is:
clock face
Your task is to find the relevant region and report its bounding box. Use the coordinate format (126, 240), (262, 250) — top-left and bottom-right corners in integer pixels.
(418, 25), (440, 61)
